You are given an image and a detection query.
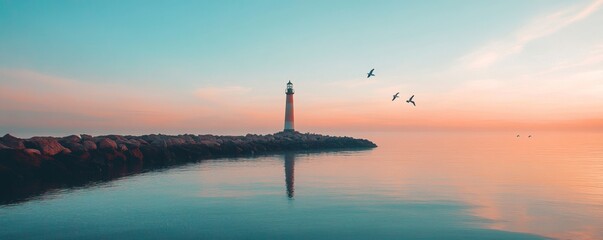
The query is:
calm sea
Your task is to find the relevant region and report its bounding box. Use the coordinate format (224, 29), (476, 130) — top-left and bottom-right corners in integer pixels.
(1, 132), (602, 240)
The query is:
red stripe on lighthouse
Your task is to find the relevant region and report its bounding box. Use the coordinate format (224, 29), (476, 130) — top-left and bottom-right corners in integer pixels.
(285, 95), (294, 122)
(284, 92), (294, 131)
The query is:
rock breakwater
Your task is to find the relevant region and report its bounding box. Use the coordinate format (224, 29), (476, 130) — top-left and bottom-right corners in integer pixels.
(0, 131), (376, 204)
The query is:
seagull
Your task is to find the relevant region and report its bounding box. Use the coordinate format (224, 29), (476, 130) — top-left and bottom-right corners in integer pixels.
(406, 95), (416, 106)
(367, 69), (375, 78)
(392, 92), (400, 101)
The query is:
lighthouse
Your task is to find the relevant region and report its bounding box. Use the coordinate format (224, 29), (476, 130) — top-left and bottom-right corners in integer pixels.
(284, 81), (295, 132)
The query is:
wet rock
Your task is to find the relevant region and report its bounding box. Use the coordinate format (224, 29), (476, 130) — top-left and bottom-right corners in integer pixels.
(200, 140), (220, 147)
(98, 138), (117, 150)
(118, 144), (128, 152)
(116, 139), (140, 149)
(135, 139), (149, 146)
(181, 135), (197, 144)
(23, 148), (41, 155)
(24, 137), (66, 156)
(63, 142), (85, 153)
(80, 134), (93, 141)
(82, 141), (97, 151)
(127, 148), (144, 161)
(1, 134), (25, 149)
(103, 135), (127, 142)
(165, 137), (186, 146)
(151, 139), (167, 148)
(60, 135), (81, 144)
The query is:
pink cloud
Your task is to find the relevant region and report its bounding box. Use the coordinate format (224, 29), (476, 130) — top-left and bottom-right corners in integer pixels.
(461, 0), (603, 69)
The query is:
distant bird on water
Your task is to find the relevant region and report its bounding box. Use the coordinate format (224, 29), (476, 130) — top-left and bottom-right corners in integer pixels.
(517, 134), (520, 137)
(392, 92), (400, 101)
(528, 135), (532, 138)
(406, 95), (416, 106)
(367, 69), (375, 78)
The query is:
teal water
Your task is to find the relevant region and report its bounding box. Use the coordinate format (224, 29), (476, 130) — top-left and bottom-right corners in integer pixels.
(1, 132), (602, 239)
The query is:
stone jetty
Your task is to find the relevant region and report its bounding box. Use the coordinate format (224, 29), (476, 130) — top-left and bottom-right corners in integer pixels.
(0, 131), (376, 204)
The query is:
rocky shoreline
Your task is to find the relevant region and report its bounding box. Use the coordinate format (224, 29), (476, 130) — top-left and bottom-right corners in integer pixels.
(0, 131), (376, 204)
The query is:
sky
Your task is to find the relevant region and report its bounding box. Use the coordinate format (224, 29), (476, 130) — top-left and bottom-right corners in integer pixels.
(1, 0), (603, 137)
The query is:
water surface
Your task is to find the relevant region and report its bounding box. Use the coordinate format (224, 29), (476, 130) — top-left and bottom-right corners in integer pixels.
(1, 132), (602, 239)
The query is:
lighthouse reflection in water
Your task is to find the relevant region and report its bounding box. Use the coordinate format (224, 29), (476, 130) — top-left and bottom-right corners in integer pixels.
(284, 153), (295, 199)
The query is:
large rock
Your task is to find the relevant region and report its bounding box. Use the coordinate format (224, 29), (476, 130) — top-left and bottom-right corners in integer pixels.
(24, 137), (66, 156)
(82, 140), (97, 151)
(0, 143), (8, 149)
(116, 139), (140, 149)
(80, 134), (93, 141)
(127, 148), (144, 161)
(1, 134), (25, 149)
(62, 142), (85, 153)
(200, 139), (220, 147)
(103, 135), (127, 142)
(136, 139), (149, 145)
(23, 148), (41, 155)
(144, 135), (188, 147)
(165, 137), (186, 146)
(60, 135), (81, 144)
(151, 139), (168, 148)
(117, 144), (128, 152)
(98, 138), (117, 150)
(181, 135), (197, 144)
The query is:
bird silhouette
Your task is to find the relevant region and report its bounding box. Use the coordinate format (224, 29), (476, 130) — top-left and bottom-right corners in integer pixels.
(528, 135), (532, 138)
(367, 69), (375, 78)
(406, 95), (416, 106)
(392, 92), (400, 101)
(517, 135), (520, 137)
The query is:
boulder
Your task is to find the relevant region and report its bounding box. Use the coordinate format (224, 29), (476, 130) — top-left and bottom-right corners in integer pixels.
(151, 139), (168, 148)
(0, 143), (8, 149)
(82, 140), (97, 151)
(61, 148), (72, 154)
(23, 148), (41, 155)
(127, 148), (144, 161)
(63, 142), (85, 153)
(136, 139), (149, 145)
(98, 138), (117, 150)
(181, 135), (197, 144)
(60, 135), (81, 144)
(24, 137), (66, 156)
(116, 139), (140, 149)
(103, 135), (127, 142)
(165, 137), (186, 146)
(80, 134), (93, 141)
(1, 134), (25, 149)
(117, 144), (128, 152)
(200, 140), (220, 147)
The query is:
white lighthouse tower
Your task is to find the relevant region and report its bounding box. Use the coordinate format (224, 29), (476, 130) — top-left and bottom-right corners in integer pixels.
(284, 81), (295, 132)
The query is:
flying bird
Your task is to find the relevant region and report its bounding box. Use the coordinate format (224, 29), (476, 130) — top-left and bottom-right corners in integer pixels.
(392, 92), (400, 101)
(367, 69), (375, 78)
(406, 95), (416, 106)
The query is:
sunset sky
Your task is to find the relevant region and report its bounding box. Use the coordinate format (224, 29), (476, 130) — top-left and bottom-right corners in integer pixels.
(1, 0), (603, 136)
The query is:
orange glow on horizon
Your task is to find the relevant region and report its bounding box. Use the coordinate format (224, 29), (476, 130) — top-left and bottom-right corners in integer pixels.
(1, 69), (603, 135)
